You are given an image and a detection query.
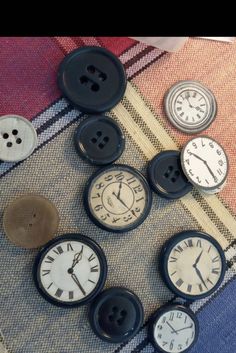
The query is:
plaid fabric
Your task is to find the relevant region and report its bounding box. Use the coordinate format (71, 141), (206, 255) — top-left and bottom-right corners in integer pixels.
(0, 37), (236, 353)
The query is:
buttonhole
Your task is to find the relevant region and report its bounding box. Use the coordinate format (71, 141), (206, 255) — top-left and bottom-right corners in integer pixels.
(80, 76), (88, 84)
(29, 224), (33, 227)
(117, 318), (125, 326)
(3, 133), (9, 139)
(98, 143), (104, 149)
(168, 166), (173, 172)
(91, 137), (97, 144)
(98, 73), (107, 81)
(96, 131), (102, 137)
(120, 310), (127, 317)
(91, 83), (99, 92)
(109, 315), (115, 322)
(103, 136), (109, 143)
(171, 178), (176, 183)
(16, 138), (22, 144)
(174, 170), (180, 176)
(12, 129), (18, 135)
(33, 214), (36, 218)
(112, 306), (118, 313)
(164, 172), (169, 178)
(87, 65), (96, 74)
(6, 142), (12, 147)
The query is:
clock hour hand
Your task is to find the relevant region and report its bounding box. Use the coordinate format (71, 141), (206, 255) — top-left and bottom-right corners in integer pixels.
(167, 322), (179, 335)
(186, 97), (194, 108)
(112, 191), (130, 210)
(194, 266), (208, 290)
(71, 246), (84, 269)
(193, 250), (203, 267)
(71, 273), (86, 295)
(189, 152), (206, 164)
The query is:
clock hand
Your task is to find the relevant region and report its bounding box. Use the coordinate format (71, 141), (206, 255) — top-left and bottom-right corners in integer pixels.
(186, 97), (194, 108)
(189, 152), (206, 164)
(71, 246), (84, 269)
(167, 322), (179, 335)
(173, 324), (193, 333)
(71, 273), (86, 295)
(203, 161), (218, 182)
(193, 250), (203, 267)
(194, 266), (208, 290)
(117, 182), (122, 199)
(112, 191), (130, 210)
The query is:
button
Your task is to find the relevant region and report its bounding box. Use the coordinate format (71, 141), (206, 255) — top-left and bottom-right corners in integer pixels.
(74, 115), (125, 165)
(147, 151), (193, 199)
(89, 287), (144, 343)
(3, 195), (59, 249)
(57, 46), (127, 114)
(0, 115), (38, 162)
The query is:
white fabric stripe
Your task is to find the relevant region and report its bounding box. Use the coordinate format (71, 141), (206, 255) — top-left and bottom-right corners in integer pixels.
(32, 98), (69, 129)
(80, 37), (100, 46)
(54, 37), (78, 52)
(140, 343), (155, 353)
(119, 42), (149, 64)
(118, 244), (236, 353)
(125, 48), (164, 78)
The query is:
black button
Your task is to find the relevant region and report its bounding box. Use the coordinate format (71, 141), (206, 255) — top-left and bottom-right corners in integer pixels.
(89, 287), (144, 343)
(57, 46), (127, 114)
(74, 115), (125, 165)
(147, 150), (193, 199)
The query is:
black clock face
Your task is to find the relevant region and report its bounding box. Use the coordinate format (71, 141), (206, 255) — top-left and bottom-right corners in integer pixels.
(33, 234), (107, 307)
(84, 164), (152, 232)
(149, 305), (199, 353)
(160, 231), (226, 300)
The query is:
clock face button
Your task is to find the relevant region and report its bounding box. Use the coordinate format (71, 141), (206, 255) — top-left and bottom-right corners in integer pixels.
(149, 305), (198, 353)
(181, 136), (228, 190)
(161, 231), (226, 300)
(34, 234), (107, 306)
(84, 165), (152, 232)
(164, 81), (217, 134)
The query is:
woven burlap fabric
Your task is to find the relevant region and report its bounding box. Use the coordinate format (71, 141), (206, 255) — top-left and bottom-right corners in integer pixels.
(0, 37), (236, 353)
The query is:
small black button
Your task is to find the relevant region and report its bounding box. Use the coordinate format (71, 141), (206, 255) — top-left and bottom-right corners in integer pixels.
(147, 150), (193, 199)
(74, 115), (125, 165)
(57, 46), (127, 114)
(89, 287), (144, 343)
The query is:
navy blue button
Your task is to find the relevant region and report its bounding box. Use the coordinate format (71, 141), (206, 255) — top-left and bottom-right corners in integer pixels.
(57, 46), (127, 114)
(147, 150), (193, 199)
(89, 287), (144, 343)
(74, 115), (125, 165)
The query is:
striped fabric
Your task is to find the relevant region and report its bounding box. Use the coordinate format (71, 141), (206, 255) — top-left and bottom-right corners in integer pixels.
(0, 37), (235, 353)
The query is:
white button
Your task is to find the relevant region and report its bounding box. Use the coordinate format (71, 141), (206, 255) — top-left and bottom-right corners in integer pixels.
(0, 115), (38, 162)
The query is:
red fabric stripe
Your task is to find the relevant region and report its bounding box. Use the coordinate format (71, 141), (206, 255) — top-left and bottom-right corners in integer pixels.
(97, 37), (135, 55)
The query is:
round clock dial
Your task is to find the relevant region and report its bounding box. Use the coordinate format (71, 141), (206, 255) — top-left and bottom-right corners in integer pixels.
(181, 136), (228, 191)
(164, 81), (217, 134)
(161, 231), (226, 300)
(149, 305), (198, 353)
(84, 164), (152, 232)
(33, 234), (107, 307)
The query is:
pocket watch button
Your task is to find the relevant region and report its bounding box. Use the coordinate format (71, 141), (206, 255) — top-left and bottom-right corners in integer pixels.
(3, 195), (59, 248)
(89, 287), (144, 343)
(147, 150), (193, 199)
(74, 115), (125, 165)
(0, 114), (38, 162)
(57, 46), (127, 114)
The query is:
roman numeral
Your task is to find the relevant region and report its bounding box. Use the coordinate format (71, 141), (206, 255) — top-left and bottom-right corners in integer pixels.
(170, 271), (177, 276)
(212, 256), (219, 263)
(67, 243), (73, 251)
(205, 179), (209, 185)
(176, 278), (183, 287)
(91, 265), (99, 272)
(88, 279), (95, 284)
(197, 114), (201, 119)
(208, 245), (212, 253)
(175, 245), (183, 253)
(136, 196), (144, 202)
(169, 312), (174, 321)
(187, 284), (192, 293)
(53, 246), (63, 255)
(197, 240), (202, 247)
(47, 282), (53, 290)
(207, 278), (214, 285)
(69, 291), (74, 300)
(42, 270), (50, 276)
(198, 284), (203, 292)
(212, 268), (220, 275)
(55, 289), (63, 298)
(88, 254), (96, 262)
(45, 256), (54, 263)
(169, 257), (177, 263)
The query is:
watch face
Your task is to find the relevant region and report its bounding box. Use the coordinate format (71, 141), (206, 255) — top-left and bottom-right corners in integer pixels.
(33, 234), (107, 307)
(181, 136), (228, 190)
(84, 164), (152, 232)
(149, 305), (198, 353)
(161, 231), (226, 300)
(164, 81), (217, 134)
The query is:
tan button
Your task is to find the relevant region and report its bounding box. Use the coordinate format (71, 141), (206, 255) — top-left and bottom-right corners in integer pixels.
(3, 195), (60, 249)
(0, 114), (38, 162)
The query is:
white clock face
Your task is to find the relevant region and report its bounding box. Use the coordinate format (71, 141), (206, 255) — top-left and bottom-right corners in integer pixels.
(38, 239), (102, 304)
(86, 165), (151, 231)
(167, 236), (223, 297)
(153, 308), (196, 353)
(165, 81), (217, 134)
(181, 136), (228, 190)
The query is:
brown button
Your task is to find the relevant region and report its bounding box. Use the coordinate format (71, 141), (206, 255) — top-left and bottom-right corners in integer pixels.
(3, 195), (59, 249)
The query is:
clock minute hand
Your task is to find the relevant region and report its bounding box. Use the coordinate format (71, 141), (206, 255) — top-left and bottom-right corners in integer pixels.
(71, 273), (86, 295)
(174, 324), (193, 333)
(203, 160), (217, 182)
(194, 266), (208, 290)
(117, 182), (122, 199)
(112, 192), (130, 210)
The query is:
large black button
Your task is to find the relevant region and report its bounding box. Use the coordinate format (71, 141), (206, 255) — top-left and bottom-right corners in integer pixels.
(147, 150), (193, 199)
(89, 287), (144, 343)
(74, 115), (125, 165)
(57, 46), (127, 114)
